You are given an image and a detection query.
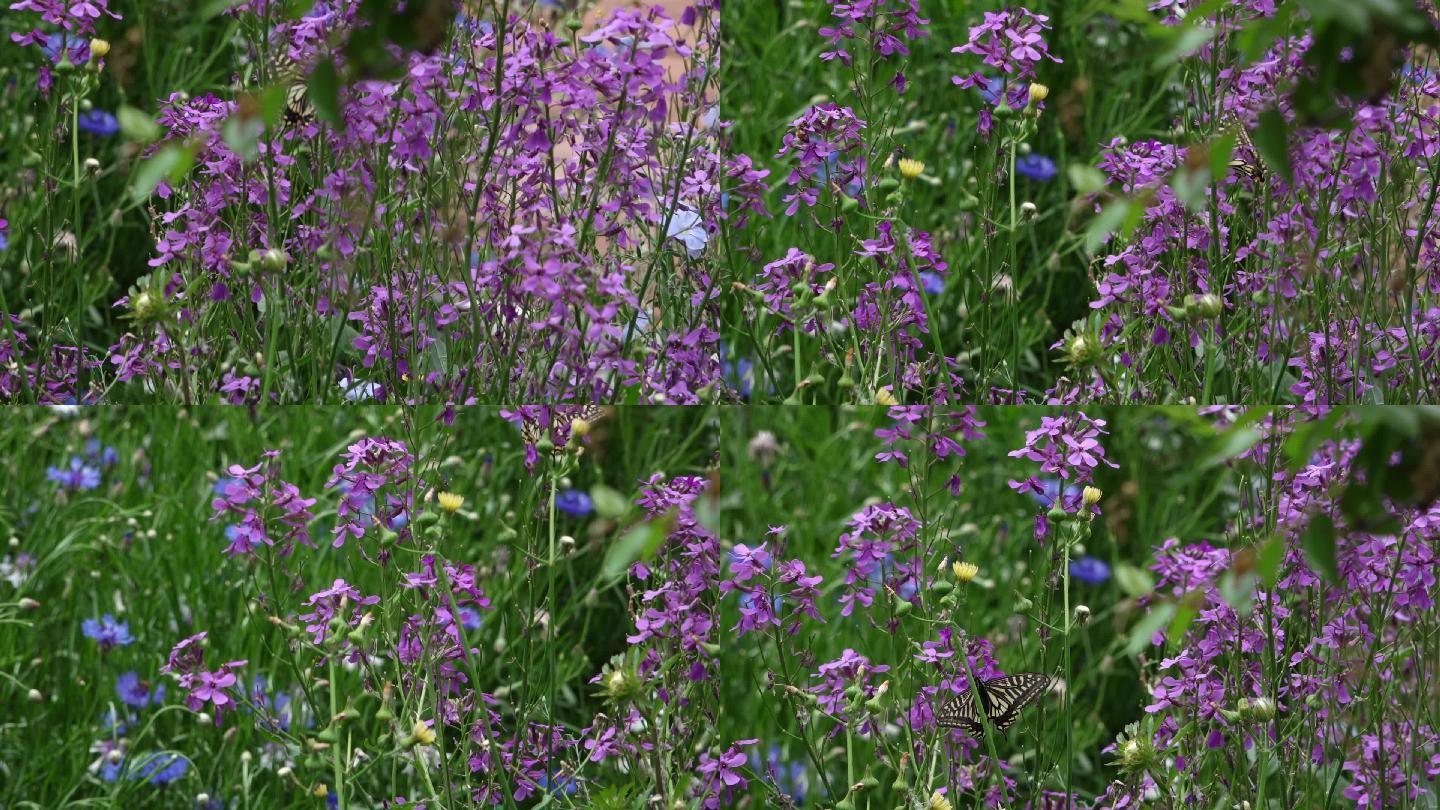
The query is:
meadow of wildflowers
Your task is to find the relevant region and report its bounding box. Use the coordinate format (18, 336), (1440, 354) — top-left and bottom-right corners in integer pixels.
(5, 0), (1440, 808)
(719, 405), (1440, 808)
(722, 1), (1440, 404)
(0, 406), (720, 807)
(2, 0), (719, 403)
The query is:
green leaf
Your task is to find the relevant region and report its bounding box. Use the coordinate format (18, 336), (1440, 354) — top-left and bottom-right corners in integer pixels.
(130, 144), (193, 201)
(1114, 562), (1155, 598)
(1252, 109), (1294, 184)
(1126, 602), (1175, 656)
(1208, 132), (1238, 181)
(1085, 199), (1132, 253)
(601, 512), (675, 580)
(1067, 164), (1107, 196)
(1199, 424), (1262, 468)
(589, 484), (630, 520)
(1155, 24), (1216, 67)
(1302, 513), (1339, 583)
(117, 105), (161, 143)
(1166, 599), (1199, 646)
(308, 58), (343, 127)
(1258, 535), (1286, 588)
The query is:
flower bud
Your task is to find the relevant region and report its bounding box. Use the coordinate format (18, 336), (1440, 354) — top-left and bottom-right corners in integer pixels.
(18, 597), (39, 610)
(1082, 486), (1102, 507)
(1073, 604), (1091, 626)
(90, 38), (111, 57)
(1028, 83), (1050, 103)
(27, 688), (43, 703)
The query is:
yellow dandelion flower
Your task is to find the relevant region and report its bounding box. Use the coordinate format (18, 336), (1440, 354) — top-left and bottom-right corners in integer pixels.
(898, 158), (925, 180)
(437, 492), (464, 513)
(951, 561), (979, 583)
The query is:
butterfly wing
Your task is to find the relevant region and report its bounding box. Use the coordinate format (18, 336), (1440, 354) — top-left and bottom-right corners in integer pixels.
(935, 690), (985, 737)
(979, 673), (1053, 732)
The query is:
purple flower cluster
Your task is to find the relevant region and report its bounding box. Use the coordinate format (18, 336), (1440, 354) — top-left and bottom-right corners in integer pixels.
(161, 632), (246, 724)
(1101, 415), (1440, 809)
(722, 529), (825, 637)
(775, 103), (868, 216)
(211, 451), (317, 558)
(951, 7), (1060, 133)
(832, 501), (922, 618)
(1007, 411), (1116, 496)
(819, 0), (930, 93)
(326, 436), (413, 549)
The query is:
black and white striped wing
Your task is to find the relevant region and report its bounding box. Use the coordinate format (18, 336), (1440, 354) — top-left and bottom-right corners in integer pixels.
(979, 673), (1054, 732)
(935, 690), (984, 737)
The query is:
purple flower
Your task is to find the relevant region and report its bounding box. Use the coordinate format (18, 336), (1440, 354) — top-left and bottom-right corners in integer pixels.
(47, 456), (101, 491)
(77, 109), (119, 137)
(555, 489), (593, 518)
(82, 614), (133, 650)
(1015, 153), (1057, 181)
(919, 270), (945, 295)
(1070, 555), (1110, 585)
(210, 451), (317, 558)
(181, 660), (247, 722)
(115, 671), (165, 709)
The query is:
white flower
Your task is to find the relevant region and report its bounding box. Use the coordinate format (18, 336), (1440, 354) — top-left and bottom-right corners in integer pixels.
(664, 208), (708, 258)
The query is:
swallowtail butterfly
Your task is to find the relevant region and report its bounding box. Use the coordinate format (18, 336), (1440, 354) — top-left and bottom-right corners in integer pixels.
(1224, 118), (1266, 182)
(935, 673), (1054, 738)
(520, 405), (607, 457)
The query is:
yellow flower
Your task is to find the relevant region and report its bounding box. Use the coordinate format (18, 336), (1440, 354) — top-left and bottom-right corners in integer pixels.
(570, 416), (592, 437)
(874, 386), (899, 406)
(412, 720), (436, 746)
(928, 790), (954, 810)
(1082, 486), (1102, 506)
(951, 561), (979, 583)
(312, 784), (329, 799)
(898, 158), (925, 180)
(89, 38), (111, 58)
(1028, 82), (1050, 103)
(437, 492), (464, 513)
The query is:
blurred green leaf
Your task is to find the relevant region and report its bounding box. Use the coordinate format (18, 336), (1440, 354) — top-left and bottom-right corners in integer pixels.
(1126, 602), (1175, 656)
(131, 144), (193, 201)
(1114, 562), (1154, 598)
(1067, 164), (1107, 196)
(1252, 109), (1293, 184)
(1258, 535), (1285, 589)
(590, 484), (630, 520)
(1302, 513), (1339, 583)
(1166, 598), (1199, 646)
(117, 105), (161, 143)
(308, 58), (343, 127)
(602, 512), (675, 580)
(1199, 424), (1262, 468)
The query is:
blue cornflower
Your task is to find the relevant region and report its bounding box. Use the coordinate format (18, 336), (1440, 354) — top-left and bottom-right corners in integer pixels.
(116, 671), (165, 709)
(457, 605), (483, 631)
(1070, 556), (1111, 585)
(133, 752), (188, 785)
(82, 614), (135, 650)
(555, 489), (593, 518)
(47, 456), (102, 491)
(919, 271), (945, 295)
(41, 32), (90, 65)
(1015, 153), (1058, 182)
(77, 109), (120, 137)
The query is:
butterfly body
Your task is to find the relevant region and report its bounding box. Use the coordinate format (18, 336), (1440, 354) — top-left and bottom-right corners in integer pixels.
(935, 673), (1053, 738)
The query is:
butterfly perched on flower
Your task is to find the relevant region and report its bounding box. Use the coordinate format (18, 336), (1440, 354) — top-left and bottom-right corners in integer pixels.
(935, 672), (1054, 738)
(1224, 118), (1265, 182)
(519, 405), (607, 457)
(263, 49), (316, 130)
